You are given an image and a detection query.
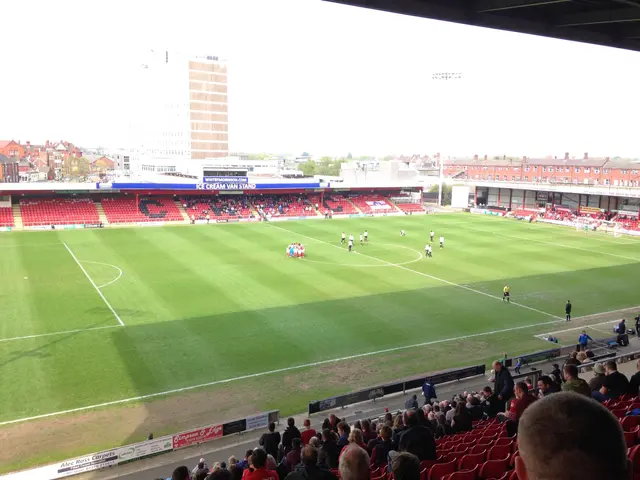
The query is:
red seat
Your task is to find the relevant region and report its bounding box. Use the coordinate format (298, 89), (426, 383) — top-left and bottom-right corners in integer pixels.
(446, 451), (469, 463)
(487, 445), (513, 460)
(494, 437), (516, 447)
(612, 408), (627, 418)
(469, 446), (488, 455)
(628, 445), (640, 480)
(625, 429), (638, 448)
(478, 458), (510, 479)
(477, 438), (494, 447)
(459, 452), (486, 470)
(428, 460), (457, 480)
(622, 416), (640, 431)
(444, 465), (479, 480)
(420, 459), (442, 471)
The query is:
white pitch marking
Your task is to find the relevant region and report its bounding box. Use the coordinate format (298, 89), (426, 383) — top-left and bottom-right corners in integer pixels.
(63, 243), (125, 326)
(0, 325), (122, 344)
(81, 260), (123, 289)
(0, 305), (626, 426)
(267, 223), (562, 320)
(301, 243), (423, 268)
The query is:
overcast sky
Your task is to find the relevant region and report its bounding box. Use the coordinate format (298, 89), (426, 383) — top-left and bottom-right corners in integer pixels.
(1, 0), (639, 158)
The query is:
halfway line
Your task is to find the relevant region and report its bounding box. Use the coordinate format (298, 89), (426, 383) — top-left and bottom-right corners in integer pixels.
(63, 243), (125, 327)
(267, 223), (562, 320)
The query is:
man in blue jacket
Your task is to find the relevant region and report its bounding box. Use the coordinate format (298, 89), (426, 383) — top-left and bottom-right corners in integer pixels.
(422, 380), (437, 406)
(577, 331), (593, 351)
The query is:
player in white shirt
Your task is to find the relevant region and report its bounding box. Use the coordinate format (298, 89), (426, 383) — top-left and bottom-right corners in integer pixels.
(349, 234), (354, 243)
(400, 230), (406, 237)
(341, 232), (346, 244)
(348, 238), (354, 252)
(359, 233), (364, 245)
(430, 230), (435, 242)
(425, 244), (432, 258)
(439, 235), (444, 248)
(364, 230), (368, 242)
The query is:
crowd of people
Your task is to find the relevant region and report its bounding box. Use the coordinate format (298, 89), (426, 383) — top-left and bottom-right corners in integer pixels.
(162, 353), (640, 480)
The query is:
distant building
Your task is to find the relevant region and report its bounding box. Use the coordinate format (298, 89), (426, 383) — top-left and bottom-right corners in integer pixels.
(0, 140), (25, 159)
(0, 154), (20, 182)
(130, 49), (229, 171)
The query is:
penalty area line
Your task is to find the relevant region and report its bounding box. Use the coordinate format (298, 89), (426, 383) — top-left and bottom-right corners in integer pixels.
(0, 315), (568, 426)
(63, 243), (125, 327)
(0, 325), (122, 343)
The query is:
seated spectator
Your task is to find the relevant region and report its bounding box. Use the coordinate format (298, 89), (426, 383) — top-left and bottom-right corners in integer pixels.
(595, 361), (630, 402)
(550, 363), (563, 384)
(339, 446), (370, 480)
(481, 386), (503, 418)
(628, 359), (640, 396)
(561, 364), (591, 397)
(173, 466), (191, 480)
(309, 437), (320, 448)
(286, 438), (303, 472)
(404, 394), (419, 410)
(208, 469), (231, 480)
(515, 393), (630, 480)
(433, 412), (450, 439)
(537, 375), (560, 397)
(391, 414), (407, 448)
(242, 449), (280, 480)
(391, 452), (420, 480)
(260, 423), (281, 460)
(337, 422), (351, 448)
(451, 402), (473, 433)
(397, 409), (437, 461)
(588, 363), (606, 393)
(194, 459), (209, 477)
(361, 419), (377, 444)
(301, 419), (317, 446)
(347, 429), (366, 451)
(285, 446), (337, 480)
(318, 429), (340, 469)
(370, 425), (393, 467)
(565, 351), (581, 366)
(229, 466), (244, 480)
(229, 457), (238, 468)
(283, 418), (302, 454)
(503, 381), (537, 435)
(238, 450), (253, 470)
(466, 395), (484, 420)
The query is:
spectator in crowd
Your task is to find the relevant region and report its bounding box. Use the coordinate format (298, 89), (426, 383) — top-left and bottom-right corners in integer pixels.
(339, 446), (370, 480)
(465, 394), (484, 420)
(282, 418), (302, 454)
(208, 468), (232, 480)
(173, 466), (191, 480)
(537, 375), (560, 397)
(565, 351), (581, 366)
(228, 457), (238, 468)
(397, 410), (437, 461)
(433, 412), (450, 439)
(361, 419), (377, 444)
(451, 401), (473, 433)
(515, 393), (630, 480)
(285, 446), (337, 480)
(503, 381), (537, 436)
(391, 414), (407, 448)
(321, 419), (331, 432)
(238, 450), (253, 470)
(404, 394), (419, 410)
(493, 360), (514, 410)
(391, 453), (420, 480)
(229, 466), (244, 480)
(422, 380), (437, 406)
(318, 429), (340, 469)
(628, 359), (640, 396)
(481, 386), (503, 418)
(353, 421), (362, 431)
(588, 363), (607, 393)
(242, 449), (279, 480)
(576, 351), (588, 363)
(328, 415), (341, 432)
(337, 422), (351, 448)
(309, 437), (320, 448)
(370, 425), (393, 467)
(383, 412), (393, 427)
(286, 438), (303, 472)
(445, 402), (456, 423)
(301, 419), (317, 446)
(550, 363), (563, 384)
(346, 429), (366, 451)
(561, 364), (591, 397)
(193, 459), (209, 477)
(260, 423), (281, 460)
(595, 361), (630, 401)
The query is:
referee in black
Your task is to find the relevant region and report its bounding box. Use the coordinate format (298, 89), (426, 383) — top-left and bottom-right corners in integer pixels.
(565, 300), (572, 322)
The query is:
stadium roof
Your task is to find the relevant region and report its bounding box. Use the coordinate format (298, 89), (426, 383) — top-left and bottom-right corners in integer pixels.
(325, 0), (640, 52)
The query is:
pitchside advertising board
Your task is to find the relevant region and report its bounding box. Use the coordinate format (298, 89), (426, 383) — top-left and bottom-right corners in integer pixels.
(3, 411), (278, 480)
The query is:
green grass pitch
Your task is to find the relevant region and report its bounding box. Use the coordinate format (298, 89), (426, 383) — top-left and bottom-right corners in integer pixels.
(1, 213), (640, 470)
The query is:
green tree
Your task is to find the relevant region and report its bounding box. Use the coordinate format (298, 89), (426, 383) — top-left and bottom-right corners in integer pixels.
(429, 183), (452, 205)
(298, 160), (316, 176)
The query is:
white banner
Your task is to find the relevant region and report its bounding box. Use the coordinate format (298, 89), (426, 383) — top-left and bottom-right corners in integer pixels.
(0, 227), (11, 232)
(116, 436), (173, 462)
(365, 201), (391, 211)
(246, 413), (269, 430)
(137, 221), (166, 227)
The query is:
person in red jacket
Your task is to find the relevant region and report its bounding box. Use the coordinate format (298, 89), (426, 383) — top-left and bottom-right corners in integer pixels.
(301, 419), (317, 445)
(242, 449), (279, 480)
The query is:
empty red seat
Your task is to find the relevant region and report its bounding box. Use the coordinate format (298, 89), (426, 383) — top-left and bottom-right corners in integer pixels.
(479, 458), (510, 479)
(459, 452), (486, 470)
(428, 460), (456, 480)
(20, 197), (99, 226)
(444, 465), (479, 480)
(488, 444), (513, 460)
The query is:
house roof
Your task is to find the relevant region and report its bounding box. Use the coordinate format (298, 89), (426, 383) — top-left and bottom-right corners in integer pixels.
(0, 140), (16, 149)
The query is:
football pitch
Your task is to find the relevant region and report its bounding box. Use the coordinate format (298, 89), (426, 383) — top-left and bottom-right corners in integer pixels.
(2, 213), (640, 472)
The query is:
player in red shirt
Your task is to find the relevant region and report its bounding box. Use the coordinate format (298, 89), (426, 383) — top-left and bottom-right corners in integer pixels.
(300, 419), (316, 445)
(242, 449), (280, 480)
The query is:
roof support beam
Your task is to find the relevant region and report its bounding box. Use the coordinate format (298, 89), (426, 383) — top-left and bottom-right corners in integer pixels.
(557, 7), (640, 27)
(475, 0), (570, 14)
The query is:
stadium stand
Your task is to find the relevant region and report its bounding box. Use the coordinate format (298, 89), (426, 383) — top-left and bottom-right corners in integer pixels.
(323, 194), (359, 214)
(350, 194), (396, 214)
(101, 196), (183, 224)
(394, 202), (425, 214)
(254, 194), (317, 218)
(0, 206), (14, 227)
(19, 197), (99, 226)
(182, 196), (255, 221)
